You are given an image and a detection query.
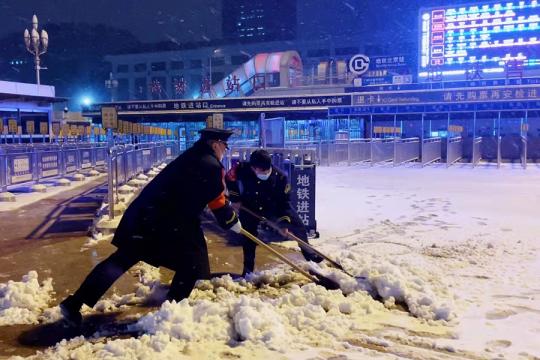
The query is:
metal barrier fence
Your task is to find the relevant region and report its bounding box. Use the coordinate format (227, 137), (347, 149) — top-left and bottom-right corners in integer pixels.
(107, 141), (181, 218)
(318, 142), (349, 166)
(421, 137), (442, 167)
(348, 139), (372, 164)
(371, 138), (395, 164)
(472, 137), (482, 167)
(394, 138), (420, 166)
(0, 143), (107, 193)
(447, 136), (463, 167)
(1, 141), (181, 207)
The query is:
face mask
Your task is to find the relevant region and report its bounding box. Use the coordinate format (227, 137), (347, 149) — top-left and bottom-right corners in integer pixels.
(256, 171), (271, 181)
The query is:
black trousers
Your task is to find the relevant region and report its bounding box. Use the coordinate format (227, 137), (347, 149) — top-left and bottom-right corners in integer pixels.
(241, 215), (312, 275)
(69, 247), (210, 308)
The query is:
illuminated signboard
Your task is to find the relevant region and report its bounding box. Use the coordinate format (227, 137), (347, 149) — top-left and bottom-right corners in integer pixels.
(419, 1), (540, 80)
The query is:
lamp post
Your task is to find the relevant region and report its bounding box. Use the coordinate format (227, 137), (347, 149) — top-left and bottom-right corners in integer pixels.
(104, 72), (119, 102)
(24, 14), (48, 85)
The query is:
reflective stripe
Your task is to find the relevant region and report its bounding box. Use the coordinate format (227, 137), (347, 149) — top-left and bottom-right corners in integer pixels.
(277, 216), (291, 223)
(225, 212), (237, 224)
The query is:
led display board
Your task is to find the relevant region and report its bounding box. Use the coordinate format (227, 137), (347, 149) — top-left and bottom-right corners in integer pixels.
(419, 1), (540, 80)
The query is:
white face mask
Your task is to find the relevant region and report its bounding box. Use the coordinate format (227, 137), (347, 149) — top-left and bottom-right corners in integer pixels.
(256, 170), (271, 181)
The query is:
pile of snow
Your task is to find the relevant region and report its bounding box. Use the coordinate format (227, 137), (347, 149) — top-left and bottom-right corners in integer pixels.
(127, 179), (146, 187)
(72, 173), (86, 182)
(118, 184), (136, 194)
(30, 184), (47, 193)
(55, 178), (71, 187)
(0, 271), (54, 325)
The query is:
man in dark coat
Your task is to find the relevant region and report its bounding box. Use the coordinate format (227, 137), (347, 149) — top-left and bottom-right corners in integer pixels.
(60, 128), (242, 327)
(226, 149), (322, 275)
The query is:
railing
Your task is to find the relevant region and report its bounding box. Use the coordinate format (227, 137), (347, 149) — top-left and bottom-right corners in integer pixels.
(0, 143), (107, 193)
(521, 136), (528, 170)
(348, 139), (372, 164)
(1, 141), (181, 209)
(371, 138), (395, 164)
(447, 136), (463, 167)
(394, 137), (420, 166)
(421, 137), (442, 167)
(107, 140), (181, 218)
(472, 137), (482, 167)
(317, 141), (349, 166)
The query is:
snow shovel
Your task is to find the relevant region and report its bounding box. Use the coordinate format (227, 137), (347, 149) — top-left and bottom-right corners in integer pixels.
(240, 205), (364, 280)
(240, 228), (341, 290)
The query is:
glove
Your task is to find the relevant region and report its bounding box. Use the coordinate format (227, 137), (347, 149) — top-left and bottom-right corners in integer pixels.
(230, 220), (242, 234)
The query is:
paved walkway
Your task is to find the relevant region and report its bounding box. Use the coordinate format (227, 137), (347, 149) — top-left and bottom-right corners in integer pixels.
(0, 178), (299, 357)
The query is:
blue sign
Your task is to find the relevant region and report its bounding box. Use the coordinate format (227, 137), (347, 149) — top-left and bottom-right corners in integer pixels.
(290, 165), (316, 233)
(353, 86), (540, 106)
(84, 95), (352, 116)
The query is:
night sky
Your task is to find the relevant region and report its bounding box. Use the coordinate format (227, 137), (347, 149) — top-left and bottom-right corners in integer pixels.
(0, 0), (222, 43)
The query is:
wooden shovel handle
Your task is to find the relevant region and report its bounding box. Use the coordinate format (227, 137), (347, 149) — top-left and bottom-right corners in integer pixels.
(240, 228), (317, 282)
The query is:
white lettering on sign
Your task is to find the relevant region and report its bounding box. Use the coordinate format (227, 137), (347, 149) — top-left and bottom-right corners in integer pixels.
(42, 169), (59, 177)
(296, 174), (310, 187)
(297, 200), (310, 213)
(296, 188), (310, 200)
(299, 213), (310, 226)
(295, 171), (312, 226)
(13, 158), (30, 173)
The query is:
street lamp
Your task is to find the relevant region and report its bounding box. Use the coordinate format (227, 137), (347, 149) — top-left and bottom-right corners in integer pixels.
(24, 14), (48, 85)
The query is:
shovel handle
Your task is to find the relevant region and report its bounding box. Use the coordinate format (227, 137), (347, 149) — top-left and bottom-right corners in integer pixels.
(240, 205), (354, 277)
(240, 228), (318, 283)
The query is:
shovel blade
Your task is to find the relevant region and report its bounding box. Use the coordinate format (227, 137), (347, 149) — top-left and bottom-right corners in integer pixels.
(308, 269), (341, 290)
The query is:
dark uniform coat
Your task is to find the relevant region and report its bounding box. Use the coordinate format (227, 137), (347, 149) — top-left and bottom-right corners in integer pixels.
(226, 162), (296, 231)
(112, 140), (238, 270)
(226, 161), (319, 273)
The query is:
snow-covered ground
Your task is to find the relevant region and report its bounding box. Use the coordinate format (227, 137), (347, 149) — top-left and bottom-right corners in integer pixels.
(2, 163), (539, 359)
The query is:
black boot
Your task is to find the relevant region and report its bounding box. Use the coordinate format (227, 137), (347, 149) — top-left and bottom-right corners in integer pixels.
(59, 295), (83, 328)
